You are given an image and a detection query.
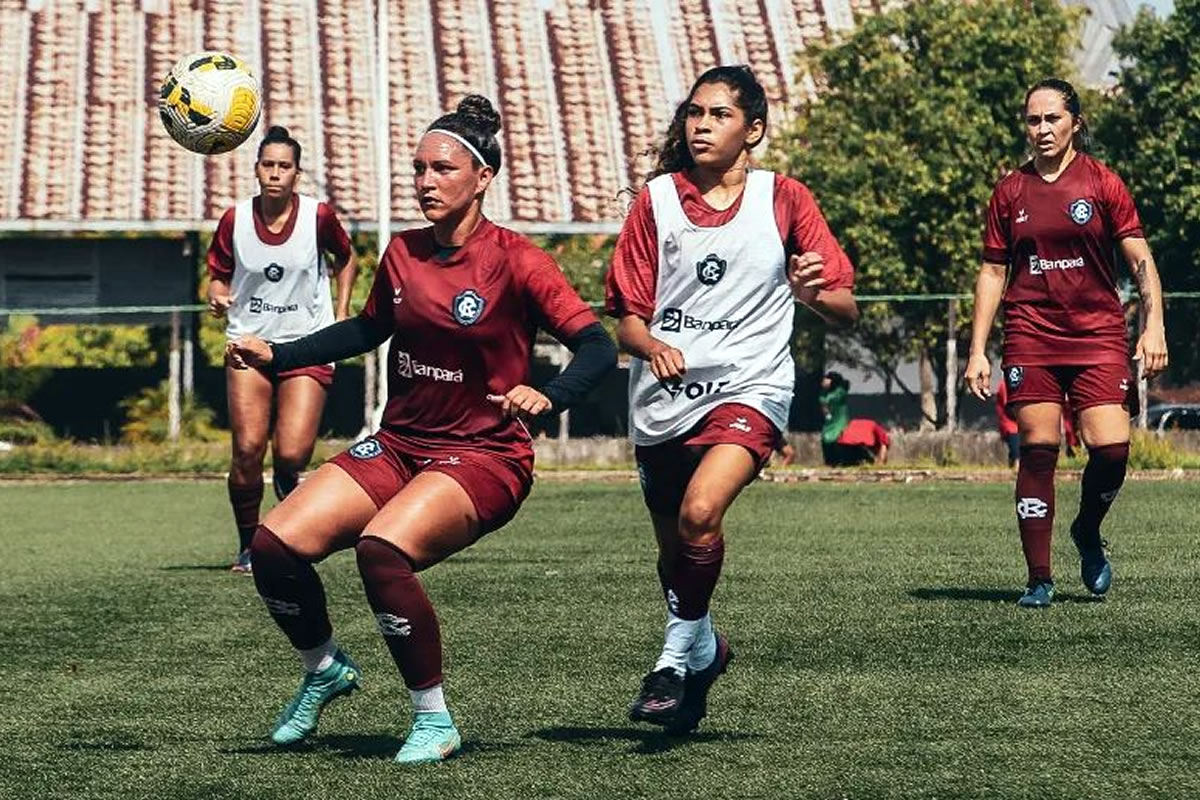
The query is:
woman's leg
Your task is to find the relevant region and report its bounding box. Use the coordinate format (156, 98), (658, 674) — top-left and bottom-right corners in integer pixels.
(1070, 403), (1131, 594)
(1013, 402), (1063, 598)
(354, 470), (481, 763)
(226, 366), (273, 567)
(252, 463), (380, 744)
(270, 374), (328, 499)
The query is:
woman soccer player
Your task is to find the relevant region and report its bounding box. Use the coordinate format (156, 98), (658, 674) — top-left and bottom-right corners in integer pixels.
(605, 65), (858, 733)
(207, 125), (357, 573)
(965, 78), (1168, 608)
(226, 96), (616, 763)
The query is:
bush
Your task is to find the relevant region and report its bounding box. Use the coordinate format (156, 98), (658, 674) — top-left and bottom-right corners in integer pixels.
(119, 381), (225, 444)
(0, 418), (56, 445)
(1128, 430), (1182, 470)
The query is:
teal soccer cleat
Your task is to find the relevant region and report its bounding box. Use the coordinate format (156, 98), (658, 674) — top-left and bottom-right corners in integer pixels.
(1071, 520), (1112, 596)
(1017, 580), (1055, 608)
(270, 650), (362, 745)
(394, 711), (462, 764)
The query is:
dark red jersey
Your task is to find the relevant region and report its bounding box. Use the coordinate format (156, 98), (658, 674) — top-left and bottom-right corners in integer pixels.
(361, 219), (597, 453)
(982, 154), (1143, 366)
(605, 171), (855, 321)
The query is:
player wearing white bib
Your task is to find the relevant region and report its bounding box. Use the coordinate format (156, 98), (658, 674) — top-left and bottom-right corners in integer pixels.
(206, 126), (356, 573)
(605, 66), (858, 733)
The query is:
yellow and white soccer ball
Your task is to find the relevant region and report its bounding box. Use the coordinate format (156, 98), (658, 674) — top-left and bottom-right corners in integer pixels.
(158, 52), (261, 155)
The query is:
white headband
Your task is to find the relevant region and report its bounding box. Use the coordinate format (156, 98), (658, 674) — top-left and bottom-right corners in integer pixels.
(424, 128), (489, 168)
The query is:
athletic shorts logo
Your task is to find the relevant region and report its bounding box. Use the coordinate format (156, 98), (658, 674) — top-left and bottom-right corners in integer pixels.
(661, 307), (683, 332)
(452, 289), (486, 326)
(1069, 198), (1094, 225)
(349, 437), (383, 460)
(1017, 497), (1049, 519)
(264, 262), (284, 282)
(1006, 366), (1024, 391)
(695, 253), (727, 286)
(729, 416), (752, 433)
(1119, 378), (1130, 392)
(374, 613), (411, 637)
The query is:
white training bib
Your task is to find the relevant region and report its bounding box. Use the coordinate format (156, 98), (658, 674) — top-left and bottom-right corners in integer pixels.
(629, 170), (795, 445)
(225, 194), (335, 343)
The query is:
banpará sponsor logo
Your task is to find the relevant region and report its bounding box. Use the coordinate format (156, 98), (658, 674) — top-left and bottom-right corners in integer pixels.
(396, 350), (463, 383)
(1028, 254), (1085, 276)
(248, 296), (299, 314)
(660, 307), (741, 333)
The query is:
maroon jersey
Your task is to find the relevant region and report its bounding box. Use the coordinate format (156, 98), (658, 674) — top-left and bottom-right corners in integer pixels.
(206, 195), (353, 281)
(605, 172), (855, 321)
(982, 154), (1143, 366)
(361, 219), (597, 453)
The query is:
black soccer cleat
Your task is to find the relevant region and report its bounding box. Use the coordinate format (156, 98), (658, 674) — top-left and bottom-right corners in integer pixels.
(629, 667), (685, 725)
(667, 633), (733, 735)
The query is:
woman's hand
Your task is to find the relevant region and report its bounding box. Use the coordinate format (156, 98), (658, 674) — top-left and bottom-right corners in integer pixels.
(1135, 324), (1168, 380)
(964, 353), (992, 400)
(225, 336), (273, 369)
(647, 341), (686, 382)
(488, 385), (552, 420)
(788, 251), (827, 306)
(208, 280), (232, 318)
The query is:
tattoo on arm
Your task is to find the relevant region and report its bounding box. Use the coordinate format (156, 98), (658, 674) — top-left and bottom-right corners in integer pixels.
(1135, 258), (1153, 317)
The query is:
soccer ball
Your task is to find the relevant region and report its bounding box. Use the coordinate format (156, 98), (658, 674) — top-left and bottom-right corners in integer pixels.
(158, 52), (261, 155)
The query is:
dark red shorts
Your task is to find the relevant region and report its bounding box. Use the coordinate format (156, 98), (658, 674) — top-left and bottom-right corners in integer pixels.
(271, 364), (334, 387)
(1001, 363), (1133, 412)
(328, 429), (534, 536)
(634, 403), (780, 517)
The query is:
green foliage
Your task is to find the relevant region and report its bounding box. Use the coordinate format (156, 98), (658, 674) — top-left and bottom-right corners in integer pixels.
(1092, 0), (1200, 382)
(531, 234), (614, 305)
(118, 381), (225, 444)
(769, 0), (1081, 412)
(1128, 429), (1183, 470)
(0, 418), (56, 445)
(0, 316), (51, 406)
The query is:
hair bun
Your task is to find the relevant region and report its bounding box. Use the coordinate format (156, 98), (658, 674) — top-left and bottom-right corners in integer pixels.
(455, 95), (501, 136)
(265, 125), (291, 140)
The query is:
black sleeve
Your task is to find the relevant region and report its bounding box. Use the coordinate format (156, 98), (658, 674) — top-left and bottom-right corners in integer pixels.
(269, 315), (391, 372)
(538, 322), (618, 414)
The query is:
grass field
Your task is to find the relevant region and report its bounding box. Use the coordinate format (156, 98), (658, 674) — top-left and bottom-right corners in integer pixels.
(2, 479), (1199, 799)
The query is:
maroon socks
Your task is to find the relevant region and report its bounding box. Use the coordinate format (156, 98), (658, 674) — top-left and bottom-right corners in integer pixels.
(250, 525), (332, 650)
(1015, 445), (1058, 583)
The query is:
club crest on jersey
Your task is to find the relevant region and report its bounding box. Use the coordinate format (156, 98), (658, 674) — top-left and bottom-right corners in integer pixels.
(349, 437), (383, 460)
(1006, 365), (1023, 391)
(264, 262), (285, 282)
(1068, 198), (1093, 225)
(696, 253), (727, 286)
(452, 289), (486, 326)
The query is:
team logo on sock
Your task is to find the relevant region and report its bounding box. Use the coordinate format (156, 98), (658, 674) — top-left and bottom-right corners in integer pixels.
(1100, 489), (1120, 503)
(452, 289), (486, 326)
(1005, 365), (1024, 391)
(264, 262), (285, 282)
(695, 253), (727, 286)
(1016, 497), (1049, 519)
(1069, 198), (1094, 225)
(261, 596), (301, 616)
(349, 437), (383, 460)
(666, 589), (681, 616)
(374, 613), (412, 637)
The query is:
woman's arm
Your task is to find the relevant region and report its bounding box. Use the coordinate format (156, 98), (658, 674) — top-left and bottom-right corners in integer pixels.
(964, 261), (1006, 399)
(1118, 237), (1168, 379)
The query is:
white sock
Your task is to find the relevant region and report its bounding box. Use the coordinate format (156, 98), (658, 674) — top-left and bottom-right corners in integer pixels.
(653, 612), (702, 676)
(298, 638), (338, 673)
(410, 684), (447, 714)
(687, 613), (716, 671)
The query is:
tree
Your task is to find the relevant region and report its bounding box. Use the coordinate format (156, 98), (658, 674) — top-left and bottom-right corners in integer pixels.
(1092, 0), (1200, 384)
(769, 0), (1080, 425)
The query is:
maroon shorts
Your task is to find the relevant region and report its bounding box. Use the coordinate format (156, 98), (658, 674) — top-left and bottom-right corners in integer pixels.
(634, 403), (780, 517)
(1001, 363), (1133, 412)
(271, 364), (334, 387)
(328, 429), (534, 536)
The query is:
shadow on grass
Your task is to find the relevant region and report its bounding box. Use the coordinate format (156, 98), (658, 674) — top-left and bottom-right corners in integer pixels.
(220, 734), (530, 760)
(160, 564), (236, 572)
(909, 587), (1105, 604)
(530, 725), (762, 755)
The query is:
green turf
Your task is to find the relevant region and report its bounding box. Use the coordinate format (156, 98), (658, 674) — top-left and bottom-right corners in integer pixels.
(1, 480), (1198, 799)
